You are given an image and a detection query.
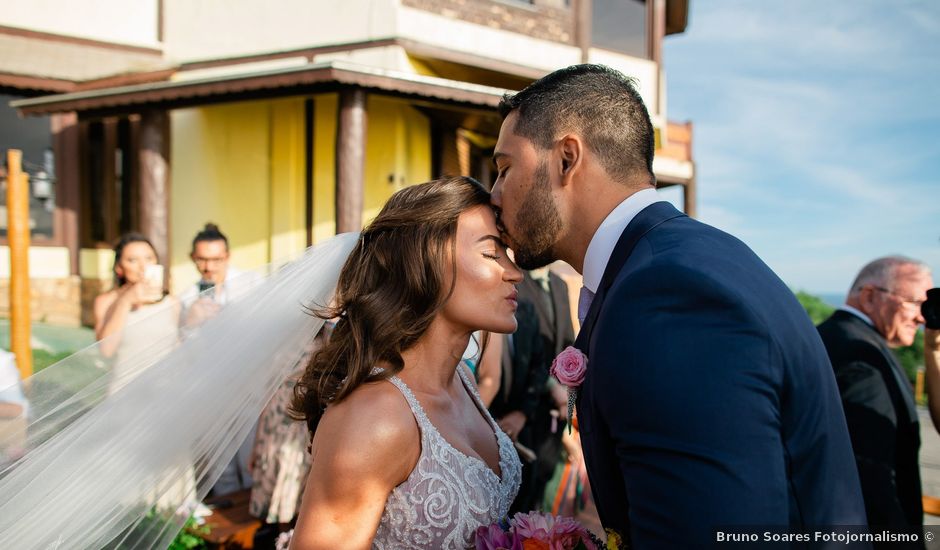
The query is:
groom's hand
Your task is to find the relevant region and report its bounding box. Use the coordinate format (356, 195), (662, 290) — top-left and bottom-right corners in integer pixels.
(497, 411), (526, 442)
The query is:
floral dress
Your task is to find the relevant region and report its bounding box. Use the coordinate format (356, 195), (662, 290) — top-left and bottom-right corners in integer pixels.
(249, 362), (312, 524)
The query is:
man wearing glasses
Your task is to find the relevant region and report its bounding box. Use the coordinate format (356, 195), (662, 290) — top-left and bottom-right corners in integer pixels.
(818, 256), (933, 540)
(180, 223), (262, 327)
(179, 222), (263, 497)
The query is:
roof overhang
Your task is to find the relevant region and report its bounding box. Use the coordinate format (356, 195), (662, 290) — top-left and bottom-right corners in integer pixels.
(665, 0), (690, 36)
(11, 60), (508, 117)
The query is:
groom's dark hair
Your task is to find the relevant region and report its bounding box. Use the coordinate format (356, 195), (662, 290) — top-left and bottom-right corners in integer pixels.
(499, 64), (655, 187)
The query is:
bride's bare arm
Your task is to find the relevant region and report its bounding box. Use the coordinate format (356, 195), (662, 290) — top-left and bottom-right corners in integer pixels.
(290, 382), (420, 550)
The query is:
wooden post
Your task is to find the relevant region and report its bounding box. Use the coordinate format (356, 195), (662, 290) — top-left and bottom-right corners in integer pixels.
(575, 0), (592, 63)
(52, 113), (81, 276)
(648, 0), (666, 116)
(138, 110), (171, 282)
(335, 88), (367, 234)
(6, 150), (33, 379)
(456, 131), (471, 176)
(683, 175), (697, 219)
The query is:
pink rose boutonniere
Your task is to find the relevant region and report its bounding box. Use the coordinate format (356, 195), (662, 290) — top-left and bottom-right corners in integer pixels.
(550, 346), (587, 434)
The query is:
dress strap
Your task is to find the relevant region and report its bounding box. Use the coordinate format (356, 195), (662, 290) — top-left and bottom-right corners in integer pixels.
(385, 375), (433, 429)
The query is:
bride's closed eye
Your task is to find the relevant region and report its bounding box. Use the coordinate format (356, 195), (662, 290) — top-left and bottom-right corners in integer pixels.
(482, 252), (502, 261)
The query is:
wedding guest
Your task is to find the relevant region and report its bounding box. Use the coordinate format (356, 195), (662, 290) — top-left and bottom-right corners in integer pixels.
(521, 267), (575, 508)
(0, 349), (28, 462)
(818, 256), (932, 540)
(921, 289), (940, 432)
(180, 223), (262, 329)
(179, 223), (262, 497)
(93, 233), (178, 392)
(250, 326), (331, 548)
(488, 299), (545, 513)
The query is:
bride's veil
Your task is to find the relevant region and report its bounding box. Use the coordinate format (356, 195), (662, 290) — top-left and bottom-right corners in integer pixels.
(0, 232), (359, 549)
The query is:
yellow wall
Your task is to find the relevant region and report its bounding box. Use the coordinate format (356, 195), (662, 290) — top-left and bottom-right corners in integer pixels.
(169, 94), (432, 293)
(362, 95), (432, 224)
(311, 94), (431, 242)
(311, 94), (337, 244)
(169, 98), (305, 293)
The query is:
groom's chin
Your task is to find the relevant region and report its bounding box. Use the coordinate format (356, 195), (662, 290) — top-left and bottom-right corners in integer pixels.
(512, 248), (554, 271)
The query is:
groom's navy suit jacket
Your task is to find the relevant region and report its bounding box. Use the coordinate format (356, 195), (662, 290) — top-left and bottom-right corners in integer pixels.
(575, 202), (867, 548)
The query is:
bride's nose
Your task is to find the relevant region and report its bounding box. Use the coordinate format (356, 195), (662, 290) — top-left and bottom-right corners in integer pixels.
(504, 262), (523, 283)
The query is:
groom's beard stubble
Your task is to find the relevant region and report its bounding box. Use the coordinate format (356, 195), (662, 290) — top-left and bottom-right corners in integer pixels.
(509, 161), (562, 270)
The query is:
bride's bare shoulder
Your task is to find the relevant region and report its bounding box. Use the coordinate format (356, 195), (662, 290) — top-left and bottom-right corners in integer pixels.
(315, 377), (418, 460)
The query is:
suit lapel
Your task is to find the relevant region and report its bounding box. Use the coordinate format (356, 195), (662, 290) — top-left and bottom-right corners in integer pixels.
(574, 201), (686, 354)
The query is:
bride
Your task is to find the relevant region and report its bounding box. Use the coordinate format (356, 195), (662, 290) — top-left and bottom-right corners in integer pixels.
(289, 176), (523, 549)
(0, 176), (522, 550)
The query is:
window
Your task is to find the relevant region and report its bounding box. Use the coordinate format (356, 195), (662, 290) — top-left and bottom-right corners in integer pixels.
(592, 0), (648, 58)
(0, 93), (55, 239)
(82, 117), (139, 246)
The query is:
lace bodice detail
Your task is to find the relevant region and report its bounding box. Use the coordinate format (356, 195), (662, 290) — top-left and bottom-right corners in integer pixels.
(372, 367), (522, 549)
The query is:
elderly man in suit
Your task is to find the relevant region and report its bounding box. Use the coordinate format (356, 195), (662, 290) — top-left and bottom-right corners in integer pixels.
(818, 256), (933, 540)
(491, 63), (867, 547)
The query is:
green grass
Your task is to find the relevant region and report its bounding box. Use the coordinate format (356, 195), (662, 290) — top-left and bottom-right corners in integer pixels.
(33, 349), (74, 373)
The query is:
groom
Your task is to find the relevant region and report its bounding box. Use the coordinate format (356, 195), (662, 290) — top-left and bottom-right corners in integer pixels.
(491, 65), (867, 546)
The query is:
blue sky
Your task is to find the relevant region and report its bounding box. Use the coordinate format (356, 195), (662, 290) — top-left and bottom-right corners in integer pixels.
(661, 0), (940, 295)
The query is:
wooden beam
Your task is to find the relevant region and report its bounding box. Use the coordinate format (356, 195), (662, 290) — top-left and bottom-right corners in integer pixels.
(51, 113), (81, 275)
(138, 110), (171, 282)
(6, 150), (32, 379)
(335, 88), (367, 234)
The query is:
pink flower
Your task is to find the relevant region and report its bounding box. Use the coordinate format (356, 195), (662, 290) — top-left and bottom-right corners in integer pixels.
(511, 511), (553, 541)
(551, 347), (587, 388)
(510, 512), (597, 550)
(476, 523), (522, 550)
(549, 516), (596, 550)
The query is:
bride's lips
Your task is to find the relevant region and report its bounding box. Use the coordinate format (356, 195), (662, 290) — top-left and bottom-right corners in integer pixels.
(506, 289), (518, 309)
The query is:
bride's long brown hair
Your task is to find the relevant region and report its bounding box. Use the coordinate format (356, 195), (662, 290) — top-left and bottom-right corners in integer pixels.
(291, 176), (492, 434)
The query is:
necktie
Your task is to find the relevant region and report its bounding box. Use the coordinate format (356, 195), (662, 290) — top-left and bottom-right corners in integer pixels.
(531, 272), (555, 326)
(578, 286), (595, 325)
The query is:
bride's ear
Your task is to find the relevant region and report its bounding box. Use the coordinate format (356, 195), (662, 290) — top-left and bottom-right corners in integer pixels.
(557, 135), (583, 186)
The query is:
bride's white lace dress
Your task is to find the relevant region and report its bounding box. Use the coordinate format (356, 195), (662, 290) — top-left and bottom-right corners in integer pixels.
(372, 366), (522, 549)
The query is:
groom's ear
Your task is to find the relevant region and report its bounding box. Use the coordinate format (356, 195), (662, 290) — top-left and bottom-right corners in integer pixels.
(557, 134), (583, 186)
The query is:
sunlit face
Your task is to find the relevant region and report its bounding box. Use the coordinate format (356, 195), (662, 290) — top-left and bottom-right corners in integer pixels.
(490, 112), (563, 270)
(115, 241), (157, 286)
(439, 205), (524, 335)
(862, 265), (933, 347)
(191, 240), (230, 285)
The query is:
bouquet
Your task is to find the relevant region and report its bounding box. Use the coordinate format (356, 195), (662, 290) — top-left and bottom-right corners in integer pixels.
(475, 511), (619, 550)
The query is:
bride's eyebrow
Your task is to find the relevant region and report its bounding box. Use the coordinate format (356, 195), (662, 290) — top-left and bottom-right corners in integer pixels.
(476, 235), (507, 248)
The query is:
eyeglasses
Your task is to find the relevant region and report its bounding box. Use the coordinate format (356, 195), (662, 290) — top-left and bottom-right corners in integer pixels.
(870, 286), (926, 311)
(193, 257), (227, 267)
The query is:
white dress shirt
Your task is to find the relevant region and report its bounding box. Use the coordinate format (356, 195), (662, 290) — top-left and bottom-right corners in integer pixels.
(582, 188), (665, 293)
(839, 304), (875, 327)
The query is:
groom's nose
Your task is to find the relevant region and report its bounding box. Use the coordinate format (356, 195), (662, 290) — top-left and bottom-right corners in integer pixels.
(490, 180), (503, 208)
